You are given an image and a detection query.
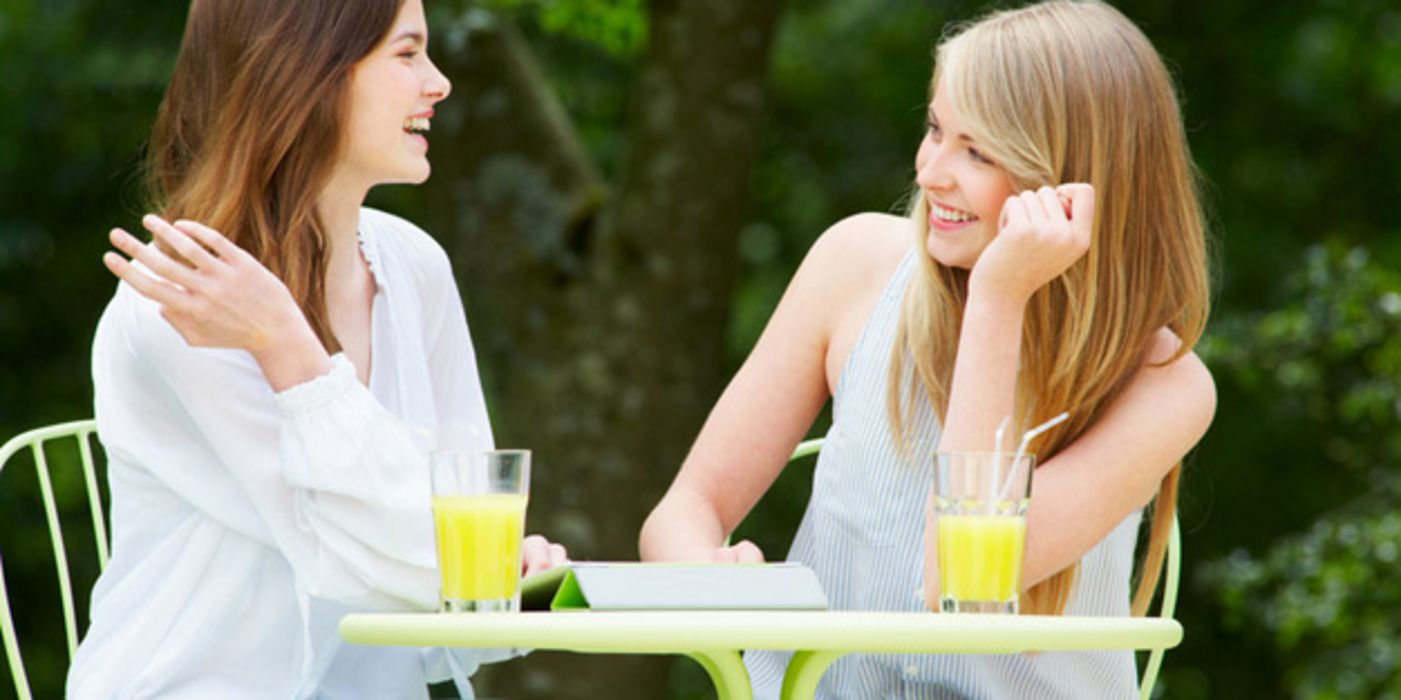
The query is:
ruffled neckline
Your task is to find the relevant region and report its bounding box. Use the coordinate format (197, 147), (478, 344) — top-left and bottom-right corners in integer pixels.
(355, 217), (385, 292)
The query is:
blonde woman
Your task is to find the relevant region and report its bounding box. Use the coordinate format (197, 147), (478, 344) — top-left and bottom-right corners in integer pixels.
(640, 1), (1214, 697)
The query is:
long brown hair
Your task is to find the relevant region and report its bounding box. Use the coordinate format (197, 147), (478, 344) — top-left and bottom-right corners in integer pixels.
(145, 0), (406, 352)
(888, 0), (1209, 615)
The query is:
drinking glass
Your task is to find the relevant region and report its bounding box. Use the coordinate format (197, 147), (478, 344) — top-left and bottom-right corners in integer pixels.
(932, 451), (1034, 613)
(430, 449), (530, 612)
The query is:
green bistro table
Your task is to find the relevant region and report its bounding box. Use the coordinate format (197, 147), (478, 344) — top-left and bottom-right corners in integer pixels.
(339, 610), (1182, 699)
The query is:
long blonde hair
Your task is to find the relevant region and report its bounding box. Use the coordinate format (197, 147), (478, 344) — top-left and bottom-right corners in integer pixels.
(887, 0), (1209, 616)
(146, 0), (407, 353)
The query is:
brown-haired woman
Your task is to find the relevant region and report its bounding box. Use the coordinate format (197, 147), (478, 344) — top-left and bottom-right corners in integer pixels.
(641, 1), (1214, 697)
(69, 0), (565, 697)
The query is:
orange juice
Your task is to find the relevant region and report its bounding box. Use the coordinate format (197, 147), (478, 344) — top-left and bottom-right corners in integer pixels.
(937, 514), (1027, 603)
(432, 493), (528, 601)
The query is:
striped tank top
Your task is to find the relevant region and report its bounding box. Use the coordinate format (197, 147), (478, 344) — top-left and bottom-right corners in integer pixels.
(744, 250), (1142, 699)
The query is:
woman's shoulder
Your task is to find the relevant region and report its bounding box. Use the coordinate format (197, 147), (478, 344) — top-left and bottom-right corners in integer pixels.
(799, 211), (913, 295)
(93, 281), (257, 388)
(96, 278), (176, 356)
(1145, 328), (1212, 376)
(358, 207), (452, 278)
(1138, 327), (1217, 421)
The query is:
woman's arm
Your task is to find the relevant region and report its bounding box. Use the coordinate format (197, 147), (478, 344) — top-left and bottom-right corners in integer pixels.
(1019, 334), (1214, 586)
(640, 214), (906, 562)
(926, 184), (1214, 603)
(937, 186), (1094, 452)
(96, 296), (439, 608)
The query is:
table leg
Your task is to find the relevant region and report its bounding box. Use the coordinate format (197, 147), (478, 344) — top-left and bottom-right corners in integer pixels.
(685, 650), (752, 700)
(780, 650), (844, 700)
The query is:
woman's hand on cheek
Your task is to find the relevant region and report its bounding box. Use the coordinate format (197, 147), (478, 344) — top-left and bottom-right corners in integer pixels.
(970, 183), (1094, 304)
(103, 214), (311, 354)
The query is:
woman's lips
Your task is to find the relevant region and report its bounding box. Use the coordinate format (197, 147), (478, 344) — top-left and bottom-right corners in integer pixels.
(929, 205), (977, 232)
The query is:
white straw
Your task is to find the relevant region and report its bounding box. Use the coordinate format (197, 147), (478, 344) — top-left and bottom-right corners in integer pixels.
(1000, 411), (1070, 501)
(989, 415), (1011, 503)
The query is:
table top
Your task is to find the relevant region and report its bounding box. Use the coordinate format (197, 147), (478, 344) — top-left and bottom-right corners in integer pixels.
(340, 610), (1183, 655)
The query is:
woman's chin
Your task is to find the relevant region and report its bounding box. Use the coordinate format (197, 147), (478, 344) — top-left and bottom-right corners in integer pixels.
(924, 233), (976, 270)
(377, 165), (432, 187)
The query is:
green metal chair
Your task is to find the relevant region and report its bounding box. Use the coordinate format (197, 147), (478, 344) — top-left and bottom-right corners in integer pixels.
(1137, 514), (1181, 700)
(784, 437), (1182, 700)
(0, 419), (106, 700)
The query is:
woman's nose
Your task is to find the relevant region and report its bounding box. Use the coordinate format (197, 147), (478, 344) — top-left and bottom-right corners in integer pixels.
(424, 56), (451, 102)
(915, 142), (953, 192)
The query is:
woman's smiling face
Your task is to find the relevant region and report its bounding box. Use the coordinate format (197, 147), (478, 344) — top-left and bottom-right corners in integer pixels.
(914, 81), (1016, 270)
(338, 0), (452, 189)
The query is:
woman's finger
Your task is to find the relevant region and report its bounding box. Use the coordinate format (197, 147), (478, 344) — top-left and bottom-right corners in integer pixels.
(1018, 190), (1050, 227)
(998, 194), (1027, 232)
(520, 535), (551, 576)
(103, 250), (189, 309)
(730, 539), (765, 564)
(548, 543), (569, 568)
(1057, 183), (1096, 237)
(1036, 186), (1068, 226)
(143, 214), (222, 272)
(109, 228), (200, 291)
(174, 219), (245, 264)
(709, 547), (738, 563)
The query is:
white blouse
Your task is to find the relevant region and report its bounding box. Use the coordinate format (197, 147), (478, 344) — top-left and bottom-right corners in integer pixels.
(68, 208), (507, 699)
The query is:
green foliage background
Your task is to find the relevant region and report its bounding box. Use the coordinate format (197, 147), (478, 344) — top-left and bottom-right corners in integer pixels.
(3, 0), (1401, 698)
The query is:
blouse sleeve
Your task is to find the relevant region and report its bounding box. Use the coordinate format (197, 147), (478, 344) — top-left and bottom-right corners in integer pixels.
(99, 284), (440, 611)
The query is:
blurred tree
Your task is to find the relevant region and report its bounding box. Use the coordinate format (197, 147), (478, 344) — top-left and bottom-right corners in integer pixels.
(406, 1), (785, 697)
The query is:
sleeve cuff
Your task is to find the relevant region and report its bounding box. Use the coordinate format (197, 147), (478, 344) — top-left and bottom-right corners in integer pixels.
(274, 353), (359, 417)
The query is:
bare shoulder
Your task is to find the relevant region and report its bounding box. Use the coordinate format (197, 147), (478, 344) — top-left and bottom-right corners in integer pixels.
(1135, 328), (1217, 434)
(1145, 328), (1213, 380)
(789, 213), (913, 387)
(795, 212), (912, 303)
(807, 212), (910, 276)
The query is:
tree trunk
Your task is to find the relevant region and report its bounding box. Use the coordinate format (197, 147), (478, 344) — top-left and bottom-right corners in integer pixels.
(420, 1), (784, 697)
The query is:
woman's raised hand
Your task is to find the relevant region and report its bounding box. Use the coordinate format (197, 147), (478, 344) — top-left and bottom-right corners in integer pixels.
(971, 184), (1094, 303)
(104, 214), (332, 390)
(103, 214), (310, 354)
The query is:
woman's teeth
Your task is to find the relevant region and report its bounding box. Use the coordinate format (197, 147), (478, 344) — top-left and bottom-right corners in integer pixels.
(931, 202), (975, 223)
(404, 117), (431, 134)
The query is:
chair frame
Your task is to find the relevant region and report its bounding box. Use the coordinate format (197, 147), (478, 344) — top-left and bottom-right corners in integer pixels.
(785, 437), (1181, 699)
(0, 419), (106, 700)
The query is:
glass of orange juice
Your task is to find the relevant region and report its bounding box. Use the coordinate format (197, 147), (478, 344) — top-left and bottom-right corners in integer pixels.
(932, 451), (1033, 614)
(430, 449), (530, 612)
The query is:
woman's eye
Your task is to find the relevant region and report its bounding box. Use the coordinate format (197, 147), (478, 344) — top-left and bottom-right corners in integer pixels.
(969, 147), (992, 165)
(398, 50), (419, 60)
(926, 120), (942, 140)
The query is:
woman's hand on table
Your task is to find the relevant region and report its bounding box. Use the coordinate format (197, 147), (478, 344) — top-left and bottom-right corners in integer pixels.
(521, 535), (570, 577)
(709, 539), (764, 564)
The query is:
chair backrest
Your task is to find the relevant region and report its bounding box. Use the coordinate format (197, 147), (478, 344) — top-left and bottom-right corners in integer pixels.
(1136, 513), (1181, 699)
(785, 437), (1181, 699)
(0, 419), (105, 700)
